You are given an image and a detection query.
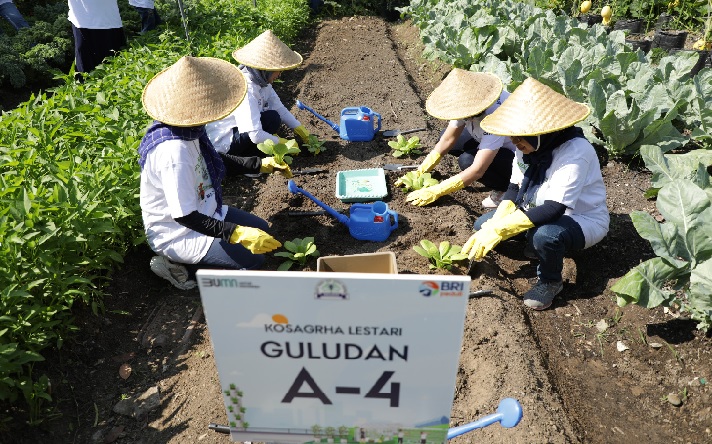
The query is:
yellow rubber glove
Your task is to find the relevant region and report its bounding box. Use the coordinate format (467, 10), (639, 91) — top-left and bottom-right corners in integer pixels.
(406, 176), (464, 206)
(417, 151), (442, 174)
(480, 200), (517, 230)
(294, 125), (310, 144)
(260, 157), (293, 178)
(463, 200), (518, 255)
(229, 226), (282, 254)
(463, 209), (534, 260)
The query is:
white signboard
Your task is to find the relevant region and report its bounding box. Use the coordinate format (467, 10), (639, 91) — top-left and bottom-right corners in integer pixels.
(197, 270), (470, 443)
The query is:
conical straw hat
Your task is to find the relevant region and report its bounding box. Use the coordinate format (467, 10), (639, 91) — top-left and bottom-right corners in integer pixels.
(425, 69), (502, 120)
(142, 56), (246, 127)
(480, 77), (590, 136)
(232, 29), (303, 71)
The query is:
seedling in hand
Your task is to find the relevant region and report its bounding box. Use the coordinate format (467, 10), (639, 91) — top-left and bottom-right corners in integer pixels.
(397, 171), (439, 192)
(388, 134), (423, 158)
(274, 237), (320, 270)
(257, 138), (301, 165)
(413, 239), (468, 270)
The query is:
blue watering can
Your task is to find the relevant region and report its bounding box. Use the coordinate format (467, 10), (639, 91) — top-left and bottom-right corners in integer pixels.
(296, 100), (381, 142)
(287, 180), (397, 242)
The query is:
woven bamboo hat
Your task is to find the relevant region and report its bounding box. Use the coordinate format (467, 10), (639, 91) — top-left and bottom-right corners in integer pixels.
(425, 69), (502, 120)
(142, 56), (246, 127)
(480, 77), (590, 136)
(232, 29), (303, 71)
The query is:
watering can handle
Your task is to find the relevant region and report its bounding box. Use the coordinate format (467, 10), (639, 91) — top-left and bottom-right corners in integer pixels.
(388, 209), (398, 232)
(373, 111), (382, 133)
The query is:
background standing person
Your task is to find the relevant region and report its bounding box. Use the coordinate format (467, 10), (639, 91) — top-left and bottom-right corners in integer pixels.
(139, 56), (282, 290)
(128, 0), (161, 34)
(206, 29), (312, 161)
(395, 69), (516, 208)
(0, 0), (29, 32)
(68, 0), (126, 74)
(463, 77), (609, 311)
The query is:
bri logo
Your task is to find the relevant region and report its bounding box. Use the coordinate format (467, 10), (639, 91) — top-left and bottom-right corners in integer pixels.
(419, 281), (439, 297)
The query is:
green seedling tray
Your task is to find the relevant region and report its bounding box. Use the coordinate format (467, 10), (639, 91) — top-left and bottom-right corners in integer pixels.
(335, 168), (388, 202)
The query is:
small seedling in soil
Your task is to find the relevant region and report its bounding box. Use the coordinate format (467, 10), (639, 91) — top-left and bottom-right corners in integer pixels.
(257, 138), (301, 165)
(397, 171), (439, 192)
(274, 237), (320, 270)
(388, 134), (423, 157)
(413, 239), (468, 270)
(303, 134), (326, 155)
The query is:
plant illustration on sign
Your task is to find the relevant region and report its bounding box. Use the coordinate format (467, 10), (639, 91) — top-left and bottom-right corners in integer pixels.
(224, 383), (247, 428)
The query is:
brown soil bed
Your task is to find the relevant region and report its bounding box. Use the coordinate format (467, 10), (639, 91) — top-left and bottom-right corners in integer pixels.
(3, 16), (711, 444)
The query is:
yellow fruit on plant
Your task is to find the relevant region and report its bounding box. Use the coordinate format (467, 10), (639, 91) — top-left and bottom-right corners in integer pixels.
(580, 0), (592, 13)
(602, 17), (611, 26)
(601, 5), (612, 20)
(692, 39), (712, 50)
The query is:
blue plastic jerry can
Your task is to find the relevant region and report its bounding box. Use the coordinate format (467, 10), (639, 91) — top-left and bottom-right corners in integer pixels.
(339, 106), (382, 141)
(347, 201), (398, 242)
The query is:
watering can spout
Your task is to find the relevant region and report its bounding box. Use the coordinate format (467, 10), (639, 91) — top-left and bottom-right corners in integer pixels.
(287, 180), (349, 225)
(294, 99), (340, 133)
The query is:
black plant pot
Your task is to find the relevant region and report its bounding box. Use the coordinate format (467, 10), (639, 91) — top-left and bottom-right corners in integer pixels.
(669, 49), (709, 77)
(613, 18), (643, 33)
(655, 13), (673, 30)
(578, 14), (603, 27)
(652, 30), (688, 50)
(625, 36), (652, 53)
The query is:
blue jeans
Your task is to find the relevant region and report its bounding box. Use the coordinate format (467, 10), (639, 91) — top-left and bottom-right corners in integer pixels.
(474, 212), (585, 282)
(133, 6), (161, 34)
(188, 207), (271, 276)
(0, 2), (29, 31)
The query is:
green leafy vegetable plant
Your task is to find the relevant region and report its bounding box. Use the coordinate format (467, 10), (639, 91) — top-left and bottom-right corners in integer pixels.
(413, 239), (468, 270)
(274, 237), (320, 270)
(398, 171), (439, 192)
(257, 138), (301, 165)
(612, 145), (712, 332)
(303, 134), (326, 155)
(388, 134), (423, 158)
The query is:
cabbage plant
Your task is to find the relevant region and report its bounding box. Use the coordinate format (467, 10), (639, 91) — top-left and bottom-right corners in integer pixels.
(612, 145), (712, 332)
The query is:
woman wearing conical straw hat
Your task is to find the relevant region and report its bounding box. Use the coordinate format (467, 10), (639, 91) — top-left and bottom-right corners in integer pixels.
(206, 30), (311, 169)
(395, 69), (517, 208)
(462, 77), (609, 310)
(138, 56), (284, 290)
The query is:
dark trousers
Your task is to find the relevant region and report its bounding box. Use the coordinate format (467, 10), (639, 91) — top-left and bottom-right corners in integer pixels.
(72, 25), (126, 73)
(448, 135), (515, 192)
(134, 6), (161, 34)
(228, 110), (282, 158)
